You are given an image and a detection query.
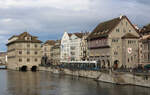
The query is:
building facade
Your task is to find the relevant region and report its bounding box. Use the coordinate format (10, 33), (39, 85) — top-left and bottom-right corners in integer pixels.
(87, 16), (140, 69)
(80, 32), (89, 60)
(6, 32), (42, 70)
(0, 52), (7, 65)
(51, 40), (61, 65)
(139, 24), (150, 64)
(60, 32), (71, 61)
(42, 40), (56, 63)
(61, 32), (88, 61)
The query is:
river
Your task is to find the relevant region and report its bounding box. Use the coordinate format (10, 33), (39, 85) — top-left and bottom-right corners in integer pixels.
(0, 70), (150, 95)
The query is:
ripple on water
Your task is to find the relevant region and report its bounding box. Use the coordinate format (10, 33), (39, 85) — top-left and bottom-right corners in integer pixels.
(0, 70), (150, 95)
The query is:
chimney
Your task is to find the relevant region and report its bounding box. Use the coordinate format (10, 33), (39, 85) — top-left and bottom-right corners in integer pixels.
(120, 15), (123, 19)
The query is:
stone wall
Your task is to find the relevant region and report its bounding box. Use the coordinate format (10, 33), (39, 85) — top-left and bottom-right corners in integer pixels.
(39, 66), (150, 87)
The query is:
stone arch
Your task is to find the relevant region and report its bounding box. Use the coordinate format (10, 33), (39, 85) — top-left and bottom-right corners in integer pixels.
(20, 65), (27, 71)
(31, 66), (37, 71)
(113, 60), (119, 70)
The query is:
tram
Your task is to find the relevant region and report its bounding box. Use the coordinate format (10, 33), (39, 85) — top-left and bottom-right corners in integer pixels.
(60, 61), (101, 70)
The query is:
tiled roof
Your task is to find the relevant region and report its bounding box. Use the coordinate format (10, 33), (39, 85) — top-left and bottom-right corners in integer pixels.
(68, 33), (72, 37)
(7, 32), (42, 45)
(88, 16), (124, 40)
(88, 15), (139, 40)
(68, 32), (87, 38)
(44, 40), (56, 45)
(74, 33), (84, 38)
(140, 24), (150, 35)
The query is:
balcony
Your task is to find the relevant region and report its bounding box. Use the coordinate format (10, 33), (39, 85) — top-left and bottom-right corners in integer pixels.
(88, 39), (110, 49)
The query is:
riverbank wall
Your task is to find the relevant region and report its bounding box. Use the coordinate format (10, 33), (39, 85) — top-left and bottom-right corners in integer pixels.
(39, 66), (150, 87)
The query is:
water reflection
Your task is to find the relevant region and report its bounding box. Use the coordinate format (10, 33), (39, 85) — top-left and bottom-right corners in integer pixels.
(0, 70), (149, 95)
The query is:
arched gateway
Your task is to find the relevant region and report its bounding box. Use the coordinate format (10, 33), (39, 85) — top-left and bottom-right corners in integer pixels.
(31, 66), (37, 71)
(113, 60), (119, 70)
(20, 66), (27, 71)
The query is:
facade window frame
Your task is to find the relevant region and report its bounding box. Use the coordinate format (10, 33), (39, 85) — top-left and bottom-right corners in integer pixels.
(35, 58), (38, 62)
(35, 51), (38, 55)
(19, 51), (22, 54)
(27, 58), (30, 62)
(27, 50), (30, 55)
(19, 58), (22, 62)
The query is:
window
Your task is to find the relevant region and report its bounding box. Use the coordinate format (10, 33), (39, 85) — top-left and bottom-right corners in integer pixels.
(71, 52), (75, 55)
(27, 44), (30, 48)
(114, 51), (118, 55)
(116, 29), (120, 32)
(131, 56), (133, 61)
(129, 30), (131, 32)
(19, 58), (22, 62)
(27, 58), (30, 62)
(26, 37), (31, 40)
(27, 50), (30, 54)
(35, 58), (38, 62)
(35, 51), (38, 55)
(19, 51), (22, 54)
(71, 46), (75, 50)
(128, 40), (136, 44)
(35, 44), (37, 48)
(27, 37), (30, 40)
(112, 39), (119, 42)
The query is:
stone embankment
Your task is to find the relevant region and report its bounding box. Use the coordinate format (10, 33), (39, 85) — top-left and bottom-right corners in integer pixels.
(39, 66), (150, 87)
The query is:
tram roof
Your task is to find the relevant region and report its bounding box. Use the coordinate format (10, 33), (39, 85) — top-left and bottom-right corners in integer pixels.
(60, 61), (97, 64)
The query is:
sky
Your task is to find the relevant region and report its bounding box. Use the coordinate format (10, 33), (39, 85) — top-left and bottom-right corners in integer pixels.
(0, 0), (150, 51)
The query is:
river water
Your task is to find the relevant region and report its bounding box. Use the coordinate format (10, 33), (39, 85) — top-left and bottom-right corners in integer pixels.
(0, 70), (150, 95)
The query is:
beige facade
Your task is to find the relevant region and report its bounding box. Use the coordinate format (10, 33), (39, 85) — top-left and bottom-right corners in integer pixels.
(80, 32), (89, 60)
(51, 41), (61, 65)
(7, 32), (42, 70)
(0, 52), (7, 65)
(42, 40), (55, 61)
(88, 16), (140, 69)
(139, 24), (150, 64)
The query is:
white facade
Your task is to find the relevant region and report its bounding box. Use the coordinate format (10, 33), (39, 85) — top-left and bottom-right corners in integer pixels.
(61, 32), (83, 61)
(70, 34), (82, 61)
(61, 32), (71, 61)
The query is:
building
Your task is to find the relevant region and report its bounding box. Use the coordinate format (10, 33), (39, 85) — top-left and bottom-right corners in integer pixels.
(87, 15), (140, 69)
(60, 32), (71, 61)
(80, 32), (89, 60)
(51, 40), (61, 65)
(139, 24), (150, 64)
(0, 52), (7, 64)
(42, 40), (56, 60)
(6, 32), (42, 70)
(61, 32), (88, 61)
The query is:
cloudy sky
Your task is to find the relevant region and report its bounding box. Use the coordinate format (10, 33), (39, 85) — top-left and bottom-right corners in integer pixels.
(0, 0), (150, 51)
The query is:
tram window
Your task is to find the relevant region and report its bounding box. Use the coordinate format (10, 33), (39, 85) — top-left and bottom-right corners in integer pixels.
(93, 64), (95, 69)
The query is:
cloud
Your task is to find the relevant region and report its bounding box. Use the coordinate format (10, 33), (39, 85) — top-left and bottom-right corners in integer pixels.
(0, 0), (150, 51)
(0, 0), (91, 11)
